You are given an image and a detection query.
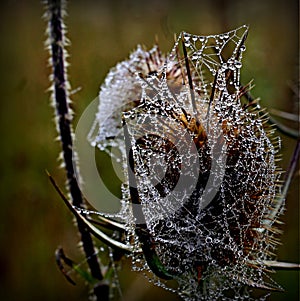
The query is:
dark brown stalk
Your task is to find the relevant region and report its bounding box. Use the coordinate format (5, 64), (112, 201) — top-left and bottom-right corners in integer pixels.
(44, 1), (107, 300)
(122, 118), (174, 280)
(181, 36), (197, 114)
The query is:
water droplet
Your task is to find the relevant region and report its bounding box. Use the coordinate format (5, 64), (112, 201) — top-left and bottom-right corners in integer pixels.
(184, 35), (190, 41)
(235, 61), (242, 69)
(166, 220), (173, 228)
(240, 45), (246, 52)
(205, 236), (213, 244)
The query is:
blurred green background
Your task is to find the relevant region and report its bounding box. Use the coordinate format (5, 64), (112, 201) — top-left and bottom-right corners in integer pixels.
(0, 0), (298, 300)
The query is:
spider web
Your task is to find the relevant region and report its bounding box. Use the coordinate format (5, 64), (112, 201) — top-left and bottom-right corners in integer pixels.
(89, 25), (283, 300)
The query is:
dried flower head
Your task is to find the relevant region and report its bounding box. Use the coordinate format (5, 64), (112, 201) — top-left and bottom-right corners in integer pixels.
(89, 25), (285, 300)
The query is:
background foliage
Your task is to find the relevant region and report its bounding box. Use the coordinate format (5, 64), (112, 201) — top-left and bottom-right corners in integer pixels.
(0, 1), (298, 300)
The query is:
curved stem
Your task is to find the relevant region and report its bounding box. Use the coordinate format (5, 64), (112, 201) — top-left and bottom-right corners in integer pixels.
(47, 172), (136, 253)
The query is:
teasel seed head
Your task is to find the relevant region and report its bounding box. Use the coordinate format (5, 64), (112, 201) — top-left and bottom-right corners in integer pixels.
(91, 25), (284, 299)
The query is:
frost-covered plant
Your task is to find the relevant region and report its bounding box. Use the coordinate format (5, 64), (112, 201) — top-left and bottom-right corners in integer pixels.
(44, 1), (299, 301)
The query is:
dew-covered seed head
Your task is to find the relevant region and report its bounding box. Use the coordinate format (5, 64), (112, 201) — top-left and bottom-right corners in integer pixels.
(89, 25), (284, 300)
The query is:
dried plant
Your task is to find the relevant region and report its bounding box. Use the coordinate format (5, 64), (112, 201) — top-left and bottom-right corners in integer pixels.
(44, 1), (299, 300)
(44, 1), (108, 300)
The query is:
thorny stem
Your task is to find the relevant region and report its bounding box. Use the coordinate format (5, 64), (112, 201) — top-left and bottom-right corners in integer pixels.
(45, 1), (107, 299)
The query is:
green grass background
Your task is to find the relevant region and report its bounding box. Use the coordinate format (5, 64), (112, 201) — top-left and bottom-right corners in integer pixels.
(0, 1), (298, 300)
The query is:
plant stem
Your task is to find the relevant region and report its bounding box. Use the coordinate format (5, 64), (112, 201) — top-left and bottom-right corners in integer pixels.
(44, 1), (106, 299)
(282, 138), (300, 200)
